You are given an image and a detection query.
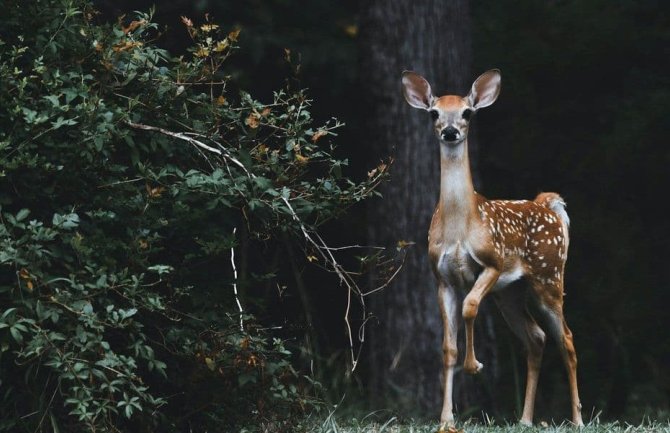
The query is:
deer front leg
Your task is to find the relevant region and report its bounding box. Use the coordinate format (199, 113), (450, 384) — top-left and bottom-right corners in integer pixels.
(462, 267), (500, 374)
(438, 283), (459, 431)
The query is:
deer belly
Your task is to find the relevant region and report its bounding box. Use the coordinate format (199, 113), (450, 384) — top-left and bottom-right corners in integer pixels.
(492, 261), (525, 292)
(436, 243), (481, 288)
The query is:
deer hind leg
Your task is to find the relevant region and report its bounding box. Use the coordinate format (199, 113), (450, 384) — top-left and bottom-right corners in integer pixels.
(438, 283), (460, 431)
(462, 267), (500, 374)
(494, 286), (546, 426)
(534, 282), (585, 427)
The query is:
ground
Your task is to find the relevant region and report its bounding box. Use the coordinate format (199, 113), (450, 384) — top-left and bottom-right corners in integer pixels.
(306, 418), (670, 433)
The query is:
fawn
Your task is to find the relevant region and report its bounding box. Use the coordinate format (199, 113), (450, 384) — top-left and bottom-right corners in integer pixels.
(401, 69), (583, 429)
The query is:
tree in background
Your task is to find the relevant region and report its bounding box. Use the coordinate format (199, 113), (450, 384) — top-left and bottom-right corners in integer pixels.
(359, 0), (499, 417)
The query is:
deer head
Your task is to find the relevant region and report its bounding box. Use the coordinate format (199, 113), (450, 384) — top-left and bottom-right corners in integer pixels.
(401, 69), (501, 145)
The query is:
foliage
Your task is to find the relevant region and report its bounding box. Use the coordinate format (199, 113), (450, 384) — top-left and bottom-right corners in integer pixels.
(0, 1), (386, 431)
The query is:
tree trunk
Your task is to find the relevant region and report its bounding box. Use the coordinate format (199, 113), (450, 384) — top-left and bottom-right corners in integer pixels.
(359, 0), (498, 417)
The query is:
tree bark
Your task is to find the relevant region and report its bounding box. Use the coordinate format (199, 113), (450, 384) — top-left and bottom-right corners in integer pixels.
(359, 0), (497, 417)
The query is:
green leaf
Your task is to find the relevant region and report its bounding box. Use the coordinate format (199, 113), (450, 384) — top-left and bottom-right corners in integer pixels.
(15, 209), (30, 221)
(10, 326), (23, 344)
(51, 116), (78, 130)
(2, 308), (17, 319)
(43, 94), (60, 107)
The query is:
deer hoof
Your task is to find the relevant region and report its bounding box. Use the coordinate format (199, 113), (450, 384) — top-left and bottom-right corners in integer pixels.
(437, 418), (455, 432)
(463, 359), (483, 375)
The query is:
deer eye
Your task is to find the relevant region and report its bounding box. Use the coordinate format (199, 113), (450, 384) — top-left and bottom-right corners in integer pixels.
(462, 109), (473, 120)
(429, 110), (439, 121)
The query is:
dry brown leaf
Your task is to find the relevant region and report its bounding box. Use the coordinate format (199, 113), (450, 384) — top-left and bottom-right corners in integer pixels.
(122, 19), (146, 35)
(228, 28), (241, 42)
(295, 153), (309, 164)
(255, 144), (268, 155)
(20, 268), (35, 292)
(180, 16), (193, 28)
(148, 186), (165, 198)
(247, 354), (258, 367)
(19, 268), (31, 280)
(112, 40), (142, 53)
(245, 113), (260, 129)
(200, 24), (219, 32)
(213, 39), (229, 52)
(344, 24), (358, 37)
(311, 129), (327, 143)
(194, 46), (210, 58)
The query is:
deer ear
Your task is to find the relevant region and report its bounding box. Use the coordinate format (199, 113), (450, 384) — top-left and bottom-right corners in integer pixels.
(402, 71), (434, 110)
(468, 69), (501, 110)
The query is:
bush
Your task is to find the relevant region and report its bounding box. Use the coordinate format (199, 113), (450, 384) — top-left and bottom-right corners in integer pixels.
(0, 1), (385, 431)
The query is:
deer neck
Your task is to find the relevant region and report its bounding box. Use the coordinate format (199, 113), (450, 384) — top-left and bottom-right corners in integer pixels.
(438, 139), (478, 239)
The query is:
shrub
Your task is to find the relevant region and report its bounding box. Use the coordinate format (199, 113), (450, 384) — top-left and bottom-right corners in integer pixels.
(0, 1), (385, 431)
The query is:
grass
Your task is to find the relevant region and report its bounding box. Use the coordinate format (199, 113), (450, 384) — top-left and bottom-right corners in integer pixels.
(304, 415), (670, 433)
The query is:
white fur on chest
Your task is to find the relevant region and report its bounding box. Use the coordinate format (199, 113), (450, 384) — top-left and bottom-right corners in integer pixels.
(436, 240), (479, 288)
(435, 241), (526, 292)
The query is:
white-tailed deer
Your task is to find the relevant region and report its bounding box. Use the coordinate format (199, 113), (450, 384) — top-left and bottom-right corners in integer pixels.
(401, 69), (584, 430)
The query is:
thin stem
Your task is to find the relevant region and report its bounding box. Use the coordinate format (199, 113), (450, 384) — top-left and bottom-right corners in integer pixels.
(231, 227), (244, 332)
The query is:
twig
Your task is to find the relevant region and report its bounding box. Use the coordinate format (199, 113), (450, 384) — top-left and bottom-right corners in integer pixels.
(231, 227), (244, 332)
(97, 177), (144, 188)
(360, 256), (406, 297)
(281, 196), (362, 370)
(124, 120), (255, 179)
(32, 381), (58, 433)
(124, 120), (221, 154)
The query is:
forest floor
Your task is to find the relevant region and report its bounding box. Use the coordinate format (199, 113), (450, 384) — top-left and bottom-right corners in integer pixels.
(306, 418), (670, 433)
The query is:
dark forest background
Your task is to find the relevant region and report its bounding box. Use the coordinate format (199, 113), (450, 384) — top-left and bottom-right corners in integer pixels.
(2, 0), (668, 429)
(96, 0), (670, 422)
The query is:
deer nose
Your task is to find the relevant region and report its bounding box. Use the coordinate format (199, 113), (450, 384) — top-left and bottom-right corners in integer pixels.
(441, 126), (460, 142)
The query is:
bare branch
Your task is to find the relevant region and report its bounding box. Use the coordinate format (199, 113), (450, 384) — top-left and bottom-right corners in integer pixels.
(231, 227), (244, 332)
(123, 120), (252, 178)
(124, 120), (222, 154)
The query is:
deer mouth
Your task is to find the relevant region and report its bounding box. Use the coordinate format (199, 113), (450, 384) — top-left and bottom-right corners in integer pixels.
(440, 136), (465, 146)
